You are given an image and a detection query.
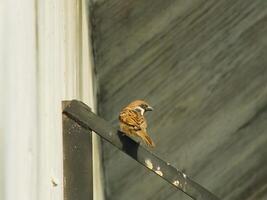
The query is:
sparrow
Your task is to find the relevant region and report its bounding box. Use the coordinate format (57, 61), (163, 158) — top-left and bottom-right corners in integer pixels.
(119, 100), (155, 147)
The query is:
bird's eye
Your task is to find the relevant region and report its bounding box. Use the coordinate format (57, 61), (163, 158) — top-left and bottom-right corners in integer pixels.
(141, 104), (147, 109)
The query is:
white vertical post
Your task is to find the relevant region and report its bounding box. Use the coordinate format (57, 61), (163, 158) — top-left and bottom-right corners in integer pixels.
(36, 0), (65, 199)
(1, 1), (38, 200)
(80, 1), (105, 199)
(1, 0), (105, 199)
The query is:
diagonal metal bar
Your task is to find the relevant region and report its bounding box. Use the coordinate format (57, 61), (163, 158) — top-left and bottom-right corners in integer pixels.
(63, 100), (220, 200)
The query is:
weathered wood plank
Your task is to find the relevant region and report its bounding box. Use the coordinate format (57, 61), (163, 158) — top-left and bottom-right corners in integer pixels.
(62, 101), (93, 200)
(63, 100), (220, 200)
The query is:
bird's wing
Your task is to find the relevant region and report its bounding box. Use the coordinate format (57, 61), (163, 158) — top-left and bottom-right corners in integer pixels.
(136, 130), (155, 147)
(119, 109), (145, 130)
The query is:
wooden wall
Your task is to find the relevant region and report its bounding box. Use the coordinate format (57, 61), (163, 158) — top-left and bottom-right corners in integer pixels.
(92, 0), (267, 199)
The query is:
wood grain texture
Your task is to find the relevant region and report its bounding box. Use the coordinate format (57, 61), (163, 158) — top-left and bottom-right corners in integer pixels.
(91, 0), (267, 199)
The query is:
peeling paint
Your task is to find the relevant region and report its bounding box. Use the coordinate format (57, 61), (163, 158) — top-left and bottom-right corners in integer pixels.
(145, 159), (153, 170)
(155, 170), (163, 176)
(155, 166), (163, 176)
(173, 180), (179, 186)
(51, 177), (59, 187)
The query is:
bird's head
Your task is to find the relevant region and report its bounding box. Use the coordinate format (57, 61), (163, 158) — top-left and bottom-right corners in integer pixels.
(127, 100), (153, 115)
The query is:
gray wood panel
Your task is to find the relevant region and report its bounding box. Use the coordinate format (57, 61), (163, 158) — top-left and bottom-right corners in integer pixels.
(91, 0), (267, 199)
(62, 102), (93, 200)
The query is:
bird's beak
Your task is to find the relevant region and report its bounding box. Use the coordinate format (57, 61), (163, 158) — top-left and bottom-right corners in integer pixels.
(146, 106), (153, 111)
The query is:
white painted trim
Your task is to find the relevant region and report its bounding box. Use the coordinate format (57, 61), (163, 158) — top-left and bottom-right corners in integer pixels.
(1, 0), (105, 199)
(1, 1), (38, 200)
(80, 1), (105, 199)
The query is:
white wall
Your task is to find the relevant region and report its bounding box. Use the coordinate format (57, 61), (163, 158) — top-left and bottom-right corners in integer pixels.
(0, 0), (104, 200)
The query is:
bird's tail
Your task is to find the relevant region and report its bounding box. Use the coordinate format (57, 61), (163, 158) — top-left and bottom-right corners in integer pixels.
(140, 132), (155, 148)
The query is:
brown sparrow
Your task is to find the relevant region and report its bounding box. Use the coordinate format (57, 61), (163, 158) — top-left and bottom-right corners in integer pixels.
(119, 100), (155, 147)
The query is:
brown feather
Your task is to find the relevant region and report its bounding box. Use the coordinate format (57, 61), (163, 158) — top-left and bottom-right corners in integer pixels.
(119, 109), (144, 129)
(136, 130), (155, 148)
(119, 100), (155, 148)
